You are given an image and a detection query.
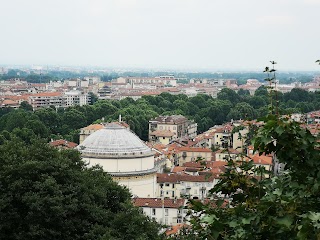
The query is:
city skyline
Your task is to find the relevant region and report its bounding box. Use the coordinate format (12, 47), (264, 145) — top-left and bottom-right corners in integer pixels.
(1, 0), (320, 71)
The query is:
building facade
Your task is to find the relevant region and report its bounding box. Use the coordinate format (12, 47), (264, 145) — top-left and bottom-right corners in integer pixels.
(133, 198), (186, 226)
(149, 115), (197, 143)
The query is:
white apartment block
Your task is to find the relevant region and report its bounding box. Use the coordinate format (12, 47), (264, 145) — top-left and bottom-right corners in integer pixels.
(64, 90), (90, 108)
(157, 173), (218, 200)
(29, 92), (64, 110)
(133, 198), (186, 226)
(28, 90), (90, 110)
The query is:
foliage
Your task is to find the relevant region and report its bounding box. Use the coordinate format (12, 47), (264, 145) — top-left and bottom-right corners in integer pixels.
(19, 101), (33, 111)
(176, 62), (320, 239)
(0, 137), (162, 240)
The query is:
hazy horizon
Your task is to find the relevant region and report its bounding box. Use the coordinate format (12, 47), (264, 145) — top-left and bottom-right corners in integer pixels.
(1, 0), (320, 71)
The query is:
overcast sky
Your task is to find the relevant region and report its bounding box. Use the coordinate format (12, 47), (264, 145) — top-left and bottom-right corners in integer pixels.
(0, 0), (319, 71)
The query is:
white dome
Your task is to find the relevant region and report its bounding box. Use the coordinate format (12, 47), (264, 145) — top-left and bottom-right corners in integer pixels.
(78, 123), (153, 158)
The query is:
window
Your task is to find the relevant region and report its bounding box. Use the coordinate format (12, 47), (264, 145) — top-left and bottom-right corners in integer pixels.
(177, 218), (182, 223)
(165, 183), (169, 187)
(160, 183), (163, 189)
(172, 191), (175, 197)
(160, 190), (163, 197)
(152, 208), (156, 215)
(165, 209), (169, 216)
(172, 184), (175, 188)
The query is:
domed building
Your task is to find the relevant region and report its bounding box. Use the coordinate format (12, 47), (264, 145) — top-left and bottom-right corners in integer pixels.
(78, 123), (157, 198)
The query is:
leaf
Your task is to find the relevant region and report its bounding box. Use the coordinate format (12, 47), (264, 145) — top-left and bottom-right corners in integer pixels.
(273, 188), (282, 196)
(201, 215), (217, 224)
(241, 216), (255, 225)
(307, 212), (320, 222)
(276, 215), (293, 228)
(229, 220), (238, 228)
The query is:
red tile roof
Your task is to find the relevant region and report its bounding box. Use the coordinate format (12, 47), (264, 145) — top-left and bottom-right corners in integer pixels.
(165, 224), (188, 236)
(247, 154), (272, 165)
(150, 130), (174, 137)
(81, 124), (104, 131)
(178, 147), (212, 153)
(133, 198), (185, 208)
(49, 139), (78, 149)
(157, 173), (216, 183)
(30, 92), (62, 97)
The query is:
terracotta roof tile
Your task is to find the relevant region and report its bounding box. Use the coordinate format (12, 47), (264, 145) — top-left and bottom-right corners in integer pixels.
(150, 130), (174, 137)
(157, 173), (216, 183)
(49, 139), (78, 149)
(133, 198), (185, 208)
(81, 124), (104, 131)
(30, 92), (62, 97)
(165, 224), (188, 236)
(178, 147), (212, 153)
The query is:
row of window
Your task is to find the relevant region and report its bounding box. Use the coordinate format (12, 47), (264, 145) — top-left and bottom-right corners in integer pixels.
(158, 126), (177, 130)
(160, 183), (175, 188)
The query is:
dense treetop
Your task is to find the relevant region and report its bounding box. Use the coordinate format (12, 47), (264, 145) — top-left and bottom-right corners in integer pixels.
(1, 87), (320, 143)
(0, 136), (162, 240)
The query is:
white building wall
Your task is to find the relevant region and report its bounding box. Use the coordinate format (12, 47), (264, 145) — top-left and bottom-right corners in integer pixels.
(158, 182), (181, 199)
(83, 155), (154, 172)
(117, 174), (156, 198)
(141, 205), (185, 226)
(179, 181), (217, 199)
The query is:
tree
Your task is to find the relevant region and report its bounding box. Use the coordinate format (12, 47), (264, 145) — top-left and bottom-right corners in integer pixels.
(35, 108), (61, 134)
(179, 114), (320, 239)
(19, 101), (33, 111)
(0, 138), (162, 240)
(62, 108), (87, 131)
(254, 85), (268, 97)
(226, 102), (257, 120)
(88, 92), (98, 105)
(217, 88), (240, 104)
(181, 62), (320, 239)
(237, 89), (250, 96)
(284, 88), (311, 102)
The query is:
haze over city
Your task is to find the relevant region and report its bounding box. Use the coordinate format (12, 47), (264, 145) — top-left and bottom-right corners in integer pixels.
(1, 0), (319, 71)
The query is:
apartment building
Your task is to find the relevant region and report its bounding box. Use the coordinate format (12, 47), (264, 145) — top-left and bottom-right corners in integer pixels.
(116, 76), (177, 87)
(64, 90), (90, 108)
(156, 173), (218, 200)
(29, 92), (64, 110)
(149, 115), (197, 143)
(133, 198), (186, 226)
(28, 90), (90, 110)
(176, 147), (212, 166)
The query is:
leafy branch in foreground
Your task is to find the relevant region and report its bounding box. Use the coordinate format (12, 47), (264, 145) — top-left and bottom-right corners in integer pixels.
(178, 62), (320, 240)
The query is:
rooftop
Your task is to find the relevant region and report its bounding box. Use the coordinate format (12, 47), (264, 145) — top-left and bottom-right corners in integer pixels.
(133, 198), (185, 208)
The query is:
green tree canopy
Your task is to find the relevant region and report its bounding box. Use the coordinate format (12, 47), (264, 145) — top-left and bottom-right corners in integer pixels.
(0, 138), (162, 240)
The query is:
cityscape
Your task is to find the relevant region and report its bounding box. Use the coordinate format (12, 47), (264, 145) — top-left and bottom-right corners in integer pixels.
(1, 0), (320, 239)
